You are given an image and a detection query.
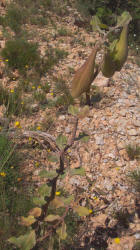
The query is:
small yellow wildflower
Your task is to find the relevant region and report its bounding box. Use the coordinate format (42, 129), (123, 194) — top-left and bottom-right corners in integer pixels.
(55, 191), (61, 196)
(32, 86), (35, 89)
(29, 137), (32, 142)
(25, 65), (29, 68)
(36, 126), (41, 130)
(35, 162), (39, 167)
(13, 77), (15, 80)
(5, 59), (8, 62)
(17, 178), (22, 182)
(10, 166), (14, 169)
(38, 85), (41, 89)
(10, 89), (14, 93)
(21, 101), (24, 105)
(93, 196), (98, 200)
(15, 121), (21, 128)
(89, 209), (93, 214)
(47, 149), (51, 152)
(68, 149), (71, 153)
(116, 167), (120, 171)
(50, 92), (54, 96)
(0, 172), (6, 177)
(0, 59), (2, 62)
(114, 238), (120, 244)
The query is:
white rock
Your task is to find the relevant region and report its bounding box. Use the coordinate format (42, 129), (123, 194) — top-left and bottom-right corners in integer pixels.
(95, 135), (104, 145)
(128, 129), (138, 136)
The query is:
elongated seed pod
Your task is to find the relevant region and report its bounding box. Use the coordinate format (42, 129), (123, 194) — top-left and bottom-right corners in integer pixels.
(71, 46), (98, 98)
(113, 24), (128, 71)
(101, 50), (116, 78)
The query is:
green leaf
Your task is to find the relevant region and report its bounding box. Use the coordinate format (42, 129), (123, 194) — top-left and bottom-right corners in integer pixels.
(48, 153), (59, 162)
(77, 132), (90, 143)
(56, 222), (67, 240)
(62, 195), (74, 205)
(70, 167), (85, 176)
(117, 11), (132, 27)
(33, 196), (46, 206)
(50, 197), (64, 208)
(90, 15), (102, 32)
(20, 216), (36, 227)
(74, 206), (90, 216)
(39, 170), (57, 179)
(29, 207), (42, 218)
(8, 230), (36, 250)
(56, 134), (67, 150)
(68, 105), (79, 116)
(38, 184), (51, 196)
(44, 214), (61, 222)
(80, 135), (89, 143)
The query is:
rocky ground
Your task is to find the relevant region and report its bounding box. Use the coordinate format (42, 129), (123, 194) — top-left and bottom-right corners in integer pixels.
(0, 2), (140, 249)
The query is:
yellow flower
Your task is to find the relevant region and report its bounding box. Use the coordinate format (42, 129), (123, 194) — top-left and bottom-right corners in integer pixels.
(10, 89), (14, 93)
(50, 92), (54, 96)
(15, 121), (21, 128)
(25, 65), (29, 68)
(32, 86), (35, 89)
(29, 137), (32, 142)
(47, 149), (51, 152)
(93, 196), (98, 200)
(55, 191), (60, 196)
(17, 178), (22, 182)
(114, 238), (120, 244)
(0, 172), (6, 177)
(89, 209), (93, 214)
(13, 77), (15, 80)
(0, 59), (2, 62)
(36, 126), (41, 130)
(38, 85), (41, 89)
(116, 167), (120, 171)
(35, 162), (39, 167)
(5, 59), (8, 62)
(10, 166), (14, 169)
(68, 149), (71, 153)
(21, 101), (24, 105)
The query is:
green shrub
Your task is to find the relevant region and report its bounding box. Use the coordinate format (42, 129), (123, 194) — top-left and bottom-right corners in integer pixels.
(1, 38), (40, 72)
(128, 169), (140, 192)
(126, 144), (140, 160)
(57, 27), (69, 36)
(0, 134), (34, 250)
(3, 4), (27, 33)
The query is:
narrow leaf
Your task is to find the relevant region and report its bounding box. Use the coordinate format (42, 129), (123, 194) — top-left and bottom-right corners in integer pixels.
(70, 167), (85, 176)
(39, 170), (57, 179)
(68, 105), (79, 116)
(29, 207), (42, 218)
(38, 184), (51, 196)
(33, 196), (46, 206)
(20, 216), (36, 227)
(50, 197), (64, 208)
(56, 134), (67, 150)
(44, 214), (61, 222)
(74, 206), (90, 216)
(48, 153), (59, 162)
(8, 230), (36, 250)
